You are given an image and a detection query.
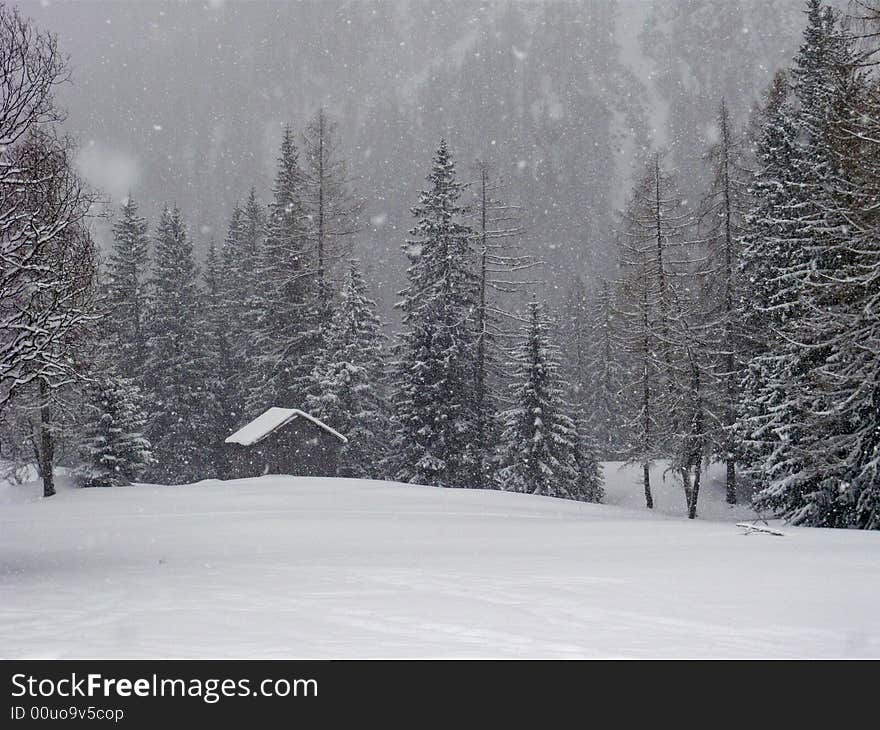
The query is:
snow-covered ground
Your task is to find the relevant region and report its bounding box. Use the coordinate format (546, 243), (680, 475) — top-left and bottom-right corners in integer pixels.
(1, 464), (878, 658)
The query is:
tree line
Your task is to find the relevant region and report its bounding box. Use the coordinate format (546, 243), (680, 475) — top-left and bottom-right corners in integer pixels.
(2, 0), (879, 529)
(0, 0), (603, 505)
(566, 0), (880, 527)
(85, 132), (603, 503)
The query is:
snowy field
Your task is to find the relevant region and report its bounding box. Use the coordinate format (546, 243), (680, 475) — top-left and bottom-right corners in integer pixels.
(1, 464), (879, 658)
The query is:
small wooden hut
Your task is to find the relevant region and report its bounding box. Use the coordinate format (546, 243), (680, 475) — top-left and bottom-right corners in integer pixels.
(224, 407), (347, 478)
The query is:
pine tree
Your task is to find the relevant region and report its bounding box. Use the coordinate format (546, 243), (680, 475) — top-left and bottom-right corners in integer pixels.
(203, 240), (238, 476)
(588, 280), (626, 459)
(221, 189), (264, 421)
(77, 372), (152, 488)
(562, 276), (591, 419)
(563, 277), (625, 460)
(560, 276), (611, 502)
(223, 188), (266, 317)
(698, 99), (750, 504)
(306, 260), (390, 479)
(222, 202), (244, 292)
(754, 2), (880, 528)
(573, 411), (605, 503)
(740, 1), (853, 523)
(805, 15), (880, 529)
(248, 128), (321, 415)
(736, 70), (800, 504)
(390, 140), (480, 488)
(143, 206), (212, 484)
(105, 196), (150, 379)
(239, 188), (266, 306)
(772, 2), (864, 525)
(498, 300), (580, 499)
(77, 262), (153, 489)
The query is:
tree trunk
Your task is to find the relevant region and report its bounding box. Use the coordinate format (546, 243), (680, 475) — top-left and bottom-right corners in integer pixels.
(680, 466), (692, 510)
(39, 379), (55, 498)
(720, 101), (737, 506)
(473, 168), (489, 489)
(688, 463), (702, 520)
(726, 452), (736, 505)
(317, 111), (325, 300)
(642, 311), (652, 510)
(723, 354), (737, 505)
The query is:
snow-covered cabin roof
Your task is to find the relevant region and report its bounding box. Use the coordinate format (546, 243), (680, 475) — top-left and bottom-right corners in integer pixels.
(224, 407), (348, 446)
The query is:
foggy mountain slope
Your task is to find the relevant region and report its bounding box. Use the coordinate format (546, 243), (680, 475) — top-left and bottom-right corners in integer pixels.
(639, 0), (817, 198)
(22, 0), (811, 302)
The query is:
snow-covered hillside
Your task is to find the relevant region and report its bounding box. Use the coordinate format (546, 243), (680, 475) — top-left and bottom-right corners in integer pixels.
(1, 467), (878, 658)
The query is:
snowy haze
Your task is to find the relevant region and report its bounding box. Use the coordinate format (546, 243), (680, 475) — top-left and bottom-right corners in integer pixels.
(21, 0), (813, 303)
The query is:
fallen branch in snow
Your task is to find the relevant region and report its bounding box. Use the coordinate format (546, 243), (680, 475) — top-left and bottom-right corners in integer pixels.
(736, 522), (785, 537)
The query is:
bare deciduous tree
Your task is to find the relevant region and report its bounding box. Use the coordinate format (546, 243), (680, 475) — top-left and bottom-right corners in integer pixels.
(0, 7), (100, 496)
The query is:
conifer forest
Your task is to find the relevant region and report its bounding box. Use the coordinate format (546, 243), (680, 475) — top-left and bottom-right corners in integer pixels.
(2, 0), (880, 662)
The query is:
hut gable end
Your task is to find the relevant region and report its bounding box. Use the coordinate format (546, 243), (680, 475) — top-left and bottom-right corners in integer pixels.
(224, 407), (347, 479)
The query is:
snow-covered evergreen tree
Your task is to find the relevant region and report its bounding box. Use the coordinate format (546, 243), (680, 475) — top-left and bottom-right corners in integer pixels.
(736, 70), (800, 505)
(559, 277), (610, 502)
(222, 202), (244, 288)
(143, 206), (213, 484)
(203, 240), (238, 476)
(237, 188), (266, 302)
(497, 300), (580, 499)
(223, 188), (266, 317)
(698, 99), (751, 504)
(802, 30), (880, 529)
(563, 277), (625, 460)
(77, 372), (152, 488)
(220, 189), (264, 420)
(591, 280), (627, 459)
(105, 196), (150, 380)
(573, 410), (605, 503)
(306, 259), (390, 479)
(561, 276), (592, 423)
(390, 140), (480, 488)
(745, 1), (880, 528)
(739, 1), (856, 524)
(248, 128), (322, 415)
